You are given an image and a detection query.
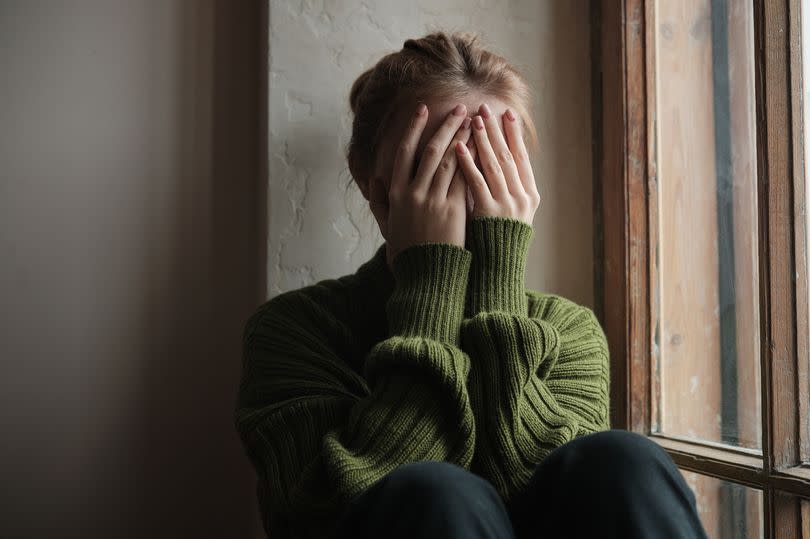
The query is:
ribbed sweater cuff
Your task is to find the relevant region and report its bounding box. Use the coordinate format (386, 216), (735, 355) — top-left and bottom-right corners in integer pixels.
(387, 242), (472, 344)
(465, 216), (534, 316)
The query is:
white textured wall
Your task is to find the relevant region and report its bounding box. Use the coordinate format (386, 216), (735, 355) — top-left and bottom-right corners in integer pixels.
(267, 0), (595, 308)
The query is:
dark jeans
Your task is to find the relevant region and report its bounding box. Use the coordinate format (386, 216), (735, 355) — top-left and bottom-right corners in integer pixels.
(332, 429), (708, 539)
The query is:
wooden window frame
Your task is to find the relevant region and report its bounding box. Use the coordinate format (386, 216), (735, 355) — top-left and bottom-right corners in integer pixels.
(593, 0), (810, 535)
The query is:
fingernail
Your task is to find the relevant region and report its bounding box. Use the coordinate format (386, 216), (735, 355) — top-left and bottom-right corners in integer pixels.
(452, 103), (466, 116)
(480, 103), (491, 119)
(462, 117), (471, 129)
(473, 115), (484, 130)
(416, 102), (426, 116)
(505, 108), (516, 121)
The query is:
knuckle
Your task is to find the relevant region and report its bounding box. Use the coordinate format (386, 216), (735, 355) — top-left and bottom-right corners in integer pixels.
(396, 143), (412, 160)
(426, 197), (442, 212)
(448, 205), (465, 219)
(515, 193), (531, 208)
(423, 143), (442, 159)
(497, 148), (514, 164)
(438, 156), (454, 172)
(476, 201), (494, 214)
(400, 197), (418, 210)
(406, 189), (423, 204)
(483, 160), (501, 177)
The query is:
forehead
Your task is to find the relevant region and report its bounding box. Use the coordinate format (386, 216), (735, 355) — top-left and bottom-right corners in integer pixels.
(381, 95), (510, 162)
(419, 97), (509, 140)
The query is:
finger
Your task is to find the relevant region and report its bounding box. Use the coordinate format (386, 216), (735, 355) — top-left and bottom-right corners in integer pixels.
(479, 103), (523, 197)
(449, 140), (474, 206)
(391, 102), (429, 197)
(454, 137), (492, 208)
(471, 114), (509, 200)
(466, 138), (484, 186)
(431, 117), (472, 198)
(463, 138), (481, 215)
(412, 103), (468, 195)
(465, 136), (482, 168)
(466, 137), (479, 165)
(448, 155), (467, 201)
(503, 108), (539, 198)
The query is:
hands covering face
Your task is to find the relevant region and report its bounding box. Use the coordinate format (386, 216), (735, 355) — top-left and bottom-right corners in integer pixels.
(455, 103), (540, 227)
(370, 101), (540, 271)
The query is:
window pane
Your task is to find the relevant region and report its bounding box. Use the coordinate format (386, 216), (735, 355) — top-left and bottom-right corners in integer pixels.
(803, 498), (810, 538)
(802, 0), (810, 466)
(680, 469), (763, 538)
(652, 0), (762, 450)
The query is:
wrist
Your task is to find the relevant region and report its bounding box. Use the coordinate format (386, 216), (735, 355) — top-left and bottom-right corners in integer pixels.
(464, 216), (534, 316)
(386, 242), (472, 343)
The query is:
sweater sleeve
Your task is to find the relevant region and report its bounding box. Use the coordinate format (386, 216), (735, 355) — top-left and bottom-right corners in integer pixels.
(234, 242), (476, 539)
(461, 216), (611, 504)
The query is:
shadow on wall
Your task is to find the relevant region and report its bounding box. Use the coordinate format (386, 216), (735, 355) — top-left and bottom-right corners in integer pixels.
(0, 1), (267, 536)
(129, 1), (265, 537)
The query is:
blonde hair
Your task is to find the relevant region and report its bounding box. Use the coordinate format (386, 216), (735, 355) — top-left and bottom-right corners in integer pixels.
(345, 30), (539, 187)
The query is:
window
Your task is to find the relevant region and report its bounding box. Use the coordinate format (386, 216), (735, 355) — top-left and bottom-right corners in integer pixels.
(595, 0), (810, 536)
(801, 0), (810, 470)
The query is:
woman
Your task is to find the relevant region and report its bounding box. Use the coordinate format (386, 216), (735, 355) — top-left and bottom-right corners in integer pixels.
(234, 31), (707, 539)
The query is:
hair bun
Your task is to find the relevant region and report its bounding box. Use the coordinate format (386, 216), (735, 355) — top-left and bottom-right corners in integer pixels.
(403, 39), (421, 51)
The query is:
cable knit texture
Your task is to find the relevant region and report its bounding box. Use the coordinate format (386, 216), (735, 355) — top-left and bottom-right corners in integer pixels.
(234, 216), (611, 539)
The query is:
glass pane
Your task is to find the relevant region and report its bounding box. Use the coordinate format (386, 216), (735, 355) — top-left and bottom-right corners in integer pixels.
(652, 0), (762, 450)
(680, 469), (763, 538)
(803, 498), (810, 538)
(802, 0), (810, 466)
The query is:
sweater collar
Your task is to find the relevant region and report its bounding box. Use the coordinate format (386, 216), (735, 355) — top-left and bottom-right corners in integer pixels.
(343, 242), (396, 360)
(354, 242), (396, 304)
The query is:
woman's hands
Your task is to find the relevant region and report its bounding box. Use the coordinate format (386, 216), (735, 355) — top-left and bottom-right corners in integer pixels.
(455, 104), (540, 226)
(384, 102), (473, 271)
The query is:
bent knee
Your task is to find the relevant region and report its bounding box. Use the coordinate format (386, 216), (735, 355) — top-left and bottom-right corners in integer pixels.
(555, 429), (671, 475)
(379, 460), (491, 497)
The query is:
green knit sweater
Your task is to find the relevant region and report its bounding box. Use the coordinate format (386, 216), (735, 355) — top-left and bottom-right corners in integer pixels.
(234, 216), (611, 539)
